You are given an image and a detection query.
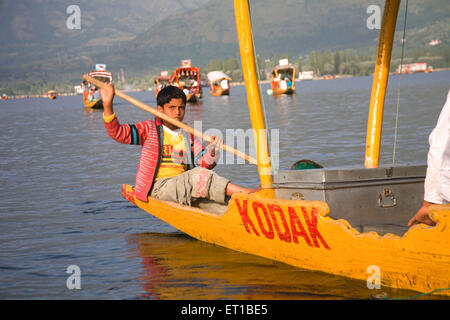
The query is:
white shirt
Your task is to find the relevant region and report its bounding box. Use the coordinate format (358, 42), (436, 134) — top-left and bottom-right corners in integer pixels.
(424, 89), (450, 204)
(162, 124), (182, 137)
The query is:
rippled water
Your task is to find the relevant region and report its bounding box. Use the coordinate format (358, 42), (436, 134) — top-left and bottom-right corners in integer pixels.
(0, 71), (449, 299)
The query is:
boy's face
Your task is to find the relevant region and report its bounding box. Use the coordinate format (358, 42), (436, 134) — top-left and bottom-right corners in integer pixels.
(157, 97), (185, 129)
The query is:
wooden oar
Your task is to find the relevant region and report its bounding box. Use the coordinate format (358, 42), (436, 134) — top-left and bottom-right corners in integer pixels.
(83, 74), (258, 166)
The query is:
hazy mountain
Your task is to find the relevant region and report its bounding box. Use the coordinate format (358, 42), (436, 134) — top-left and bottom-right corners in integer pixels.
(0, 0), (210, 82)
(0, 0), (448, 89)
(128, 0), (449, 67)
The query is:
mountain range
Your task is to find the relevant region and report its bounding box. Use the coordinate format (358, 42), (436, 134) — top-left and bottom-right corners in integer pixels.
(0, 0), (448, 90)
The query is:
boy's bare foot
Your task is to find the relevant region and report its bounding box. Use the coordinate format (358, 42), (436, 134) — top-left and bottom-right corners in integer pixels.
(226, 183), (261, 196)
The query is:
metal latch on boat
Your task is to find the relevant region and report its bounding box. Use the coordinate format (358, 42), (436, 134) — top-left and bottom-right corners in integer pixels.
(378, 188), (397, 208)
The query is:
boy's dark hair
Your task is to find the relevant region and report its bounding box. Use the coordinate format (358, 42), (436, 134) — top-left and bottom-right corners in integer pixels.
(157, 85), (186, 107)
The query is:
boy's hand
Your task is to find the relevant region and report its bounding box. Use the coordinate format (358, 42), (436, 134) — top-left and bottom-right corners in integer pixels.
(207, 135), (223, 158)
(100, 83), (115, 116)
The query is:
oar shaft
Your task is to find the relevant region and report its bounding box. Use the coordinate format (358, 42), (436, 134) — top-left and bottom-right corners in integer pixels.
(83, 74), (258, 166)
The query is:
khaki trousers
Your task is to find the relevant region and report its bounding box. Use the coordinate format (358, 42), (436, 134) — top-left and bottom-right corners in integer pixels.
(150, 167), (229, 207)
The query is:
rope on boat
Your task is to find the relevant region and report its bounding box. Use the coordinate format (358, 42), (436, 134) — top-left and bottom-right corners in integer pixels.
(392, 0), (408, 164)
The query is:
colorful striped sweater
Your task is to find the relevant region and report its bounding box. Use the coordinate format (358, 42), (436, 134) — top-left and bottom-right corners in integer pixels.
(104, 114), (219, 202)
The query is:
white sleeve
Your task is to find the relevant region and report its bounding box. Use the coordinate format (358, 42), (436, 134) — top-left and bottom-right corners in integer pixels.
(424, 89), (450, 204)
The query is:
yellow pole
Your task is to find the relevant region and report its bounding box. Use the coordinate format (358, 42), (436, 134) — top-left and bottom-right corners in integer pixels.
(364, 0), (400, 168)
(233, 0), (272, 188)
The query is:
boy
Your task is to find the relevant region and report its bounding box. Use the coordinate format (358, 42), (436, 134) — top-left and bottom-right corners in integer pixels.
(101, 84), (255, 207)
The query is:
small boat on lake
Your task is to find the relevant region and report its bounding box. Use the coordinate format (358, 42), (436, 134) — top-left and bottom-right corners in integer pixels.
(170, 60), (202, 102)
(82, 64), (113, 109)
(299, 71), (314, 81)
(47, 90), (57, 100)
(395, 62), (433, 75)
(271, 59), (296, 95)
(153, 71), (171, 97)
(1, 94), (8, 101)
(207, 71), (232, 96)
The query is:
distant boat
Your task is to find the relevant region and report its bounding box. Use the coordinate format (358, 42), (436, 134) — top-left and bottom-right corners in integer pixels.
(271, 59), (296, 95)
(395, 62), (433, 75)
(207, 71), (232, 96)
(298, 71), (314, 81)
(82, 65), (113, 109)
(170, 60), (202, 102)
(47, 90), (57, 100)
(153, 71), (171, 97)
(74, 85), (83, 95)
(1, 94), (8, 101)
(322, 74), (336, 80)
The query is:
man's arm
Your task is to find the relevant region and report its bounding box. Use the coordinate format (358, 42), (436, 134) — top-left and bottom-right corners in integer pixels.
(408, 201), (435, 227)
(408, 90), (450, 227)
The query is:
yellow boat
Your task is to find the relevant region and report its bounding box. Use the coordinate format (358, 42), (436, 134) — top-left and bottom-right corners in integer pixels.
(47, 90), (57, 100)
(170, 60), (203, 103)
(271, 59), (296, 96)
(207, 71), (232, 96)
(82, 66), (113, 109)
(153, 71), (171, 97)
(122, 185), (450, 297)
(120, 0), (450, 297)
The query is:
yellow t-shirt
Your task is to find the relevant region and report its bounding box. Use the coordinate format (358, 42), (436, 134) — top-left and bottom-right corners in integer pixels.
(155, 125), (188, 180)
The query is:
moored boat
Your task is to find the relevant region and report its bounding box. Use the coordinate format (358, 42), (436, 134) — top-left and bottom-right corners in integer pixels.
(1, 94), (8, 101)
(207, 71), (232, 96)
(170, 60), (202, 102)
(118, 0), (450, 296)
(82, 64), (113, 109)
(271, 59), (296, 96)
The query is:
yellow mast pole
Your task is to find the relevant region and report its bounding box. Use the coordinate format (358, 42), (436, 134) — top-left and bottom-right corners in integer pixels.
(364, 0), (401, 168)
(233, 0), (273, 188)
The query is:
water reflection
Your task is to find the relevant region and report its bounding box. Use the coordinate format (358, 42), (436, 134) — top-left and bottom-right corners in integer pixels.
(83, 107), (102, 115)
(126, 232), (432, 300)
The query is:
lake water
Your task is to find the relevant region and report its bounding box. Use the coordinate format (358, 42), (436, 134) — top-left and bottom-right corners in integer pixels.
(1, 71), (449, 300)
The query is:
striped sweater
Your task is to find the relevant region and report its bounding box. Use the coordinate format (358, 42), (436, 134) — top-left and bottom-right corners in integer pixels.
(104, 115), (219, 202)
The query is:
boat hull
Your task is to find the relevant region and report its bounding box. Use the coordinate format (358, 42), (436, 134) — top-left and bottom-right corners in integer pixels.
(186, 93), (201, 103)
(211, 88), (230, 96)
(272, 87), (295, 96)
(83, 99), (103, 109)
(122, 184), (450, 296)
